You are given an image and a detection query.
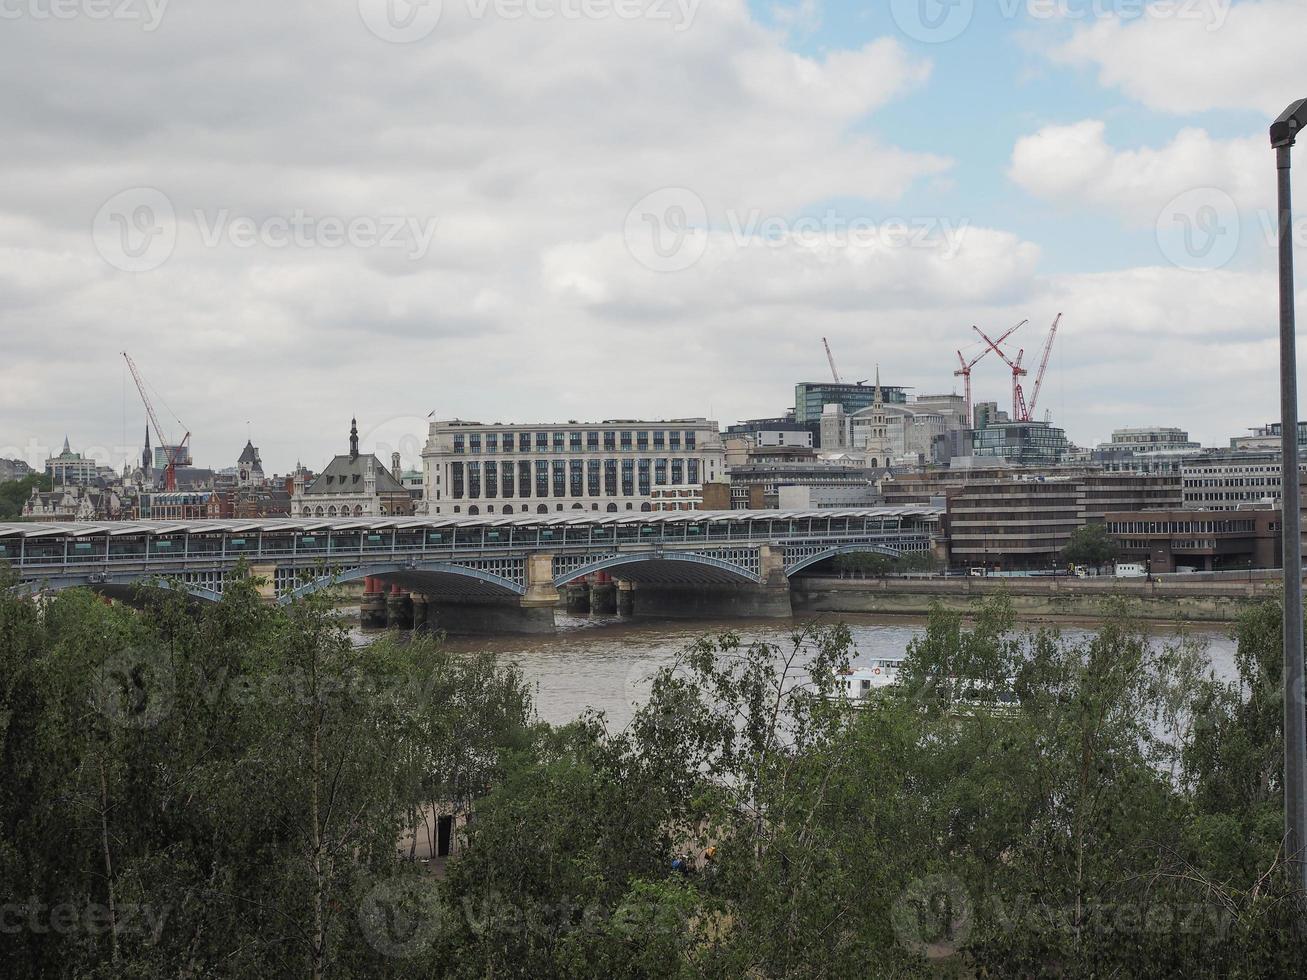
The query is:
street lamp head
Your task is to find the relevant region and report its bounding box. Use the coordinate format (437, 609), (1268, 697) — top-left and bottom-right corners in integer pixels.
(1271, 98), (1307, 148)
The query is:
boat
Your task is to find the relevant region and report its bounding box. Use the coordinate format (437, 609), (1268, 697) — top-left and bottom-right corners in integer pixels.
(833, 658), (904, 701)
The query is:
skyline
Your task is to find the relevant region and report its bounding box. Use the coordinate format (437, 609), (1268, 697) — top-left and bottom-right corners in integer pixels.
(2, 0), (1303, 473)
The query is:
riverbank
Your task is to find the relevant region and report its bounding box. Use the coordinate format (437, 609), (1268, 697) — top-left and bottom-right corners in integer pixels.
(791, 574), (1280, 623)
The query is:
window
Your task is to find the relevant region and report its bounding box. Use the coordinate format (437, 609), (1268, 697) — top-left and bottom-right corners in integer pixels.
(451, 462), (464, 498)
(604, 459), (618, 495)
(587, 459), (601, 496)
(621, 459), (634, 496)
(518, 460), (532, 497)
(484, 461), (497, 498)
(603, 431), (616, 450)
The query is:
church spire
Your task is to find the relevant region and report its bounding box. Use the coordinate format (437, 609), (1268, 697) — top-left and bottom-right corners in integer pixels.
(349, 417), (359, 460)
(873, 365), (883, 407)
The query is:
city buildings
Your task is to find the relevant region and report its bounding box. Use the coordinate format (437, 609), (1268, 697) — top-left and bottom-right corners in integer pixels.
(972, 420), (1070, 464)
(1105, 507), (1281, 573)
(1229, 421), (1307, 451)
(727, 459), (879, 510)
(793, 381), (906, 426)
(1180, 451), (1307, 510)
(1100, 427), (1200, 453)
(420, 418), (726, 515)
(44, 438), (105, 486)
(293, 419), (413, 517)
(882, 467), (1180, 570)
(724, 417), (818, 449)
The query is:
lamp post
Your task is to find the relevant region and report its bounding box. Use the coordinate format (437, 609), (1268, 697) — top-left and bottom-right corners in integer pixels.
(1271, 97), (1307, 899)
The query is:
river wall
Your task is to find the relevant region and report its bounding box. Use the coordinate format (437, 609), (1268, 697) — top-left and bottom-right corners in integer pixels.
(790, 575), (1285, 623)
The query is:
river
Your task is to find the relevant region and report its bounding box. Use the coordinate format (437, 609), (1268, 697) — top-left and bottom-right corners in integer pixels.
(354, 612), (1240, 730)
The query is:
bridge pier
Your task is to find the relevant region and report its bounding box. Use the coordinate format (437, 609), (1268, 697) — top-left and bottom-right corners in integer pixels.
(616, 579), (634, 616)
(411, 594), (431, 632)
(386, 585), (413, 630)
(564, 583), (590, 614)
(590, 575), (617, 615)
(361, 576), (388, 628)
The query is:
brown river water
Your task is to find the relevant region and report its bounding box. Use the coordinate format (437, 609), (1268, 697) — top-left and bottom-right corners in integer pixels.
(352, 611), (1241, 730)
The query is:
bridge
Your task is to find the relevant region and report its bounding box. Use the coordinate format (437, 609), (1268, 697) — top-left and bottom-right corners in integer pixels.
(0, 507), (942, 632)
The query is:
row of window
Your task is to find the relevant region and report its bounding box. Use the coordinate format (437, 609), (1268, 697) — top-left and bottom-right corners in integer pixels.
(448, 458), (700, 500)
(1107, 519), (1257, 535)
(451, 430), (699, 454)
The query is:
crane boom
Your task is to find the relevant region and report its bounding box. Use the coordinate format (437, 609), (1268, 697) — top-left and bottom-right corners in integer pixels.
(955, 320), (1027, 425)
(1027, 313), (1062, 420)
(822, 337), (842, 384)
(123, 352), (189, 491)
(973, 320), (1030, 421)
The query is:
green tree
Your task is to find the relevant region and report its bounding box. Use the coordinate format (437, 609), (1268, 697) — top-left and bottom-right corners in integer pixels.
(1063, 522), (1117, 569)
(0, 474), (42, 520)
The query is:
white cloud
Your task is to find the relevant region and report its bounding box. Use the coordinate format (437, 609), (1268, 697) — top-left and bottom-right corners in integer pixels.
(1009, 120), (1268, 219)
(1048, 0), (1307, 114)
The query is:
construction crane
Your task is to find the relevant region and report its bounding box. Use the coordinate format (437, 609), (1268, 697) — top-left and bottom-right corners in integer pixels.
(974, 323), (1030, 422)
(822, 337), (842, 384)
(122, 352), (190, 491)
(955, 319), (1025, 425)
(1026, 313), (1062, 423)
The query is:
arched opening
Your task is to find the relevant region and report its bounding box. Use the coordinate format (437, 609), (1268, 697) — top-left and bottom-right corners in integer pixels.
(315, 506), (324, 516)
(606, 503), (618, 513)
(536, 504), (548, 514)
(354, 505), (363, 516)
(302, 507), (313, 516)
(571, 503), (583, 509)
(328, 506), (337, 517)
(640, 502), (652, 512)
(503, 504), (514, 514)
(468, 505), (479, 515)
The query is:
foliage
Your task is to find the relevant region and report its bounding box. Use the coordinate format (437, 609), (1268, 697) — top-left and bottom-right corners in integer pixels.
(1, 572), (1303, 977)
(0, 474), (43, 520)
(1063, 522), (1118, 568)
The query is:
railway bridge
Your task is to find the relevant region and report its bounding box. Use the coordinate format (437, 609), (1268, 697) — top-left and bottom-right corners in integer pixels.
(1, 508), (942, 632)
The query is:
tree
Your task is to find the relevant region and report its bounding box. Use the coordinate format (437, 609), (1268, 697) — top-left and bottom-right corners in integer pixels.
(0, 474), (42, 520)
(1063, 522), (1117, 569)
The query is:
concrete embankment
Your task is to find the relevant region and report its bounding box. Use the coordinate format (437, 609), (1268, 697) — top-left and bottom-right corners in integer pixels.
(791, 574), (1286, 623)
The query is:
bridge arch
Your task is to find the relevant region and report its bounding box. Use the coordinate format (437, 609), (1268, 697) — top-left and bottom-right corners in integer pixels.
(784, 543), (905, 578)
(279, 561), (526, 605)
(554, 551), (762, 587)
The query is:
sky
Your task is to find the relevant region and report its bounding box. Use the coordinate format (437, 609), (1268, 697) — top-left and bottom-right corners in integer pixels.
(1, 0), (1304, 475)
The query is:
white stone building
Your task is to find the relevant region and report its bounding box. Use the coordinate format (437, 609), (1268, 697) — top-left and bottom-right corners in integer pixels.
(421, 418), (726, 515)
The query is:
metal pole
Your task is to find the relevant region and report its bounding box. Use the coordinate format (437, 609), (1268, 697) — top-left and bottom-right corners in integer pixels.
(1277, 140), (1307, 895)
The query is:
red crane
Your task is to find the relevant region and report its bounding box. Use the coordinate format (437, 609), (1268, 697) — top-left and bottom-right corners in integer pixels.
(956, 319), (1026, 425)
(122, 352), (190, 491)
(1026, 313), (1062, 423)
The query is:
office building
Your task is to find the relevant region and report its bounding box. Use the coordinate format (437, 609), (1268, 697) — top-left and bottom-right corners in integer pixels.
(421, 417), (726, 515)
(794, 381), (906, 426)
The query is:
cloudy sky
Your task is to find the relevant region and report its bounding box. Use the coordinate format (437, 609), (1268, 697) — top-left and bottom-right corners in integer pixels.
(0, 0), (1303, 474)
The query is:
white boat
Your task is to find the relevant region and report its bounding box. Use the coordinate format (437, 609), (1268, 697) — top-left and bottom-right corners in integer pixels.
(833, 658), (904, 700)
